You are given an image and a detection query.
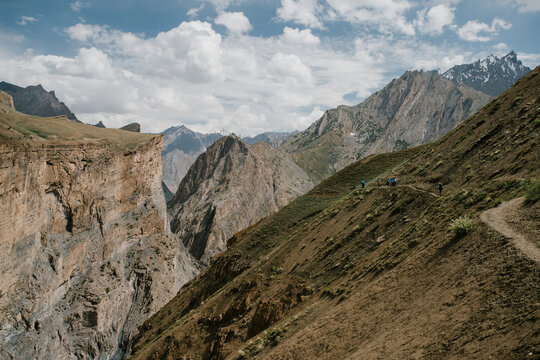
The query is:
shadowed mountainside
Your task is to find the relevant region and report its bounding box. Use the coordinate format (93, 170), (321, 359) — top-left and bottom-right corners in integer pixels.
(130, 66), (539, 360)
(0, 81), (79, 122)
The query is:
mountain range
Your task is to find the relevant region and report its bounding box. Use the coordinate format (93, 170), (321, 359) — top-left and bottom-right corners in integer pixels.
(282, 69), (491, 182)
(130, 64), (540, 360)
(0, 51), (536, 360)
(442, 51), (530, 96)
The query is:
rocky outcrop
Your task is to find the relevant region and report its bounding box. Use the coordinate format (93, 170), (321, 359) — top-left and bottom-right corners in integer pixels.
(120, 123), (141, 133)
(168, 135), (313, 265)
(0, 81), (78, 121)
(0, 121), (199, 359)
(282, 70), (491, 182)
(442, 51), (530, 96)
(94, 121), (106, 128)
(0, 91), (14, 110)
(161, 125), (222, 193)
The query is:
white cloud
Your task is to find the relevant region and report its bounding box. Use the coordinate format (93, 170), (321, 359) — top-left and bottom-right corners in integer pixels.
(500, 0), (540, 13)
(70, 1), (89, 12)
(187, 4), (205, 18)
(215, 11), (252, 35)
(199, 0), (245, 11)
(456, 18), (512, 42)
(2, 13), (508, 136)
(276, 0), (325, 29)
(326, 0), (415, 35)
(516, 52), (540, 68)
(415, 4), (456, 35)
(280, 27), (320, 45)
(268, 52), (314, 87)
(17, 16), (37, 26)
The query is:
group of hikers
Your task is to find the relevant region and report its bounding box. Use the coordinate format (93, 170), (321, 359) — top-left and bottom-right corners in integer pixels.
(362, 177), (398, 189)
(360, 178), (445, 196)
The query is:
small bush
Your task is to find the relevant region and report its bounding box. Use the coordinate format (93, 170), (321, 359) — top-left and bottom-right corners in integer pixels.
(534, 118), (540, 127)
(524, 180), (540, 204)
(489, 100), (502, 114)
(466, 173), (474, 181)
(449, 216), (474, 237)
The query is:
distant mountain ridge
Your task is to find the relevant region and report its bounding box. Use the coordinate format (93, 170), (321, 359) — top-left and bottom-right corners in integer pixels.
(282, 70), (491, 182)
(442, 51), (530, 96)
(161, 125), (223, 193)
(0, 81), (79, 121)
(168, 134), (313, 265)
(243, 131), (295, 147)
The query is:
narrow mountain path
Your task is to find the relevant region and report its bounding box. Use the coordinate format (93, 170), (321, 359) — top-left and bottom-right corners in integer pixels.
(369, 184), (439, 198)
(480, 197), (540, 265)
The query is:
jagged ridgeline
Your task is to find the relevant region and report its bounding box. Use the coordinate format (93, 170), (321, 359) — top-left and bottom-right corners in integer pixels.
(282, 70), (491, 183)
(0, 100), (199, 359)
(130, 67), (539, 359)
(0, 81), (79, 122)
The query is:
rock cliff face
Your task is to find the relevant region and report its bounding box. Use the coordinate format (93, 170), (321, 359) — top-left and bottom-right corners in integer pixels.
(282, 70), (491, 182)
(0, 81), (79, 121)
(0, 110), (199, 359)
(161, 126), (222, 193)
(168, 135), (313, 265)
(442, 51), (530, 96)
(0, 91), (14, 110)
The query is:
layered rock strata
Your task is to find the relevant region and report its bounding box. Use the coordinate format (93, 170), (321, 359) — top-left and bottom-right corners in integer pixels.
(0, 129), (198, 359)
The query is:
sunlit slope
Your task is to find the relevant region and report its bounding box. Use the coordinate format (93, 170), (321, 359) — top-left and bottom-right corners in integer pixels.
(130, 67), (539, 360)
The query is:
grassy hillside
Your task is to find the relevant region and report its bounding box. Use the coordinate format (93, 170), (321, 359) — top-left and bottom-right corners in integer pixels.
(0, 104), (154, 150)
(130, 67), (539, 359)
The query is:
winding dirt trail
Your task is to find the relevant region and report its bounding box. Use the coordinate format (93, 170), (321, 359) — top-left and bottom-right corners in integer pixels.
(480, 197), (540, 265)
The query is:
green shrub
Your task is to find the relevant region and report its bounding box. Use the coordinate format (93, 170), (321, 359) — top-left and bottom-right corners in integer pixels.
(524, 180), (540, 204)
(449, 216), (474, 237)
(489, 100), (502, 114)
(534, 118), (540, 127)
(466, 173), (474, 181)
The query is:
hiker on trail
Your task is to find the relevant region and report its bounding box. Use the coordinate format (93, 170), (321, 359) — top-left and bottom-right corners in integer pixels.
(386, 178), (390, 186)
(362, 180), (365, 188)
(377, 179), (381, 187)
(391, 178), (396, 186)
(438, 183), (444, 196)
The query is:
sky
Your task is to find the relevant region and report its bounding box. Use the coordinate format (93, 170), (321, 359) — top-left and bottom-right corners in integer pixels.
(0, 0), (539, 136)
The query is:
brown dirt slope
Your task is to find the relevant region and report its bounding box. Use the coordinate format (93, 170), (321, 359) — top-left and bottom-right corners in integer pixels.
(129, 67), (540, 360)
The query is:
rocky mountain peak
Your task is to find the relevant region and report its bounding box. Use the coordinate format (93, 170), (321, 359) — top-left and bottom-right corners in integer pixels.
(168, 135), (313, 264)
(282, 69), (490, 182)
(0, 81), (79, 121)
(442, 51), (530, 96)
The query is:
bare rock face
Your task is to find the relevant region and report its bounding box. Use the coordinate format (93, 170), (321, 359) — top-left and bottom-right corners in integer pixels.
(0, 133), (199, 359)
(0, 90), (14, 110)
(282, 70), (491, 182)
(161, 126), (223, 194)
(168, 135), (313, 265)
(0, 81), (79, 121)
